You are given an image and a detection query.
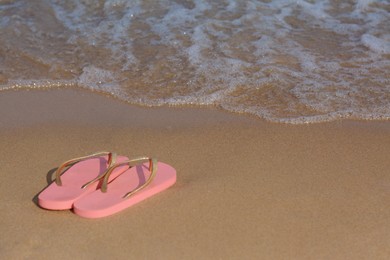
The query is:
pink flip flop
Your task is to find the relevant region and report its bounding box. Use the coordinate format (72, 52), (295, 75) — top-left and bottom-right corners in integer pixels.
(73, 157), (176, 218)
(38, 152), (129, 210)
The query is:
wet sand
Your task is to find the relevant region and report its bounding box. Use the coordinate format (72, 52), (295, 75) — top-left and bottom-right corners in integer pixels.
(0, 89), (389, 259)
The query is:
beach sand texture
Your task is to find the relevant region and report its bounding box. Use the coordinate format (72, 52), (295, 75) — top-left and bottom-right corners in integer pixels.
(1, 89), (389, 259)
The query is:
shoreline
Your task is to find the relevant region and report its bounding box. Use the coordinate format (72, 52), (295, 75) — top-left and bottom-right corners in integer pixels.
(2, 87), (389, 125)
(1, 89), (390, 259)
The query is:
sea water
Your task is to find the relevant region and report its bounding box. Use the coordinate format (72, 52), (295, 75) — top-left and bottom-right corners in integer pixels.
(0, 0), (389, 123)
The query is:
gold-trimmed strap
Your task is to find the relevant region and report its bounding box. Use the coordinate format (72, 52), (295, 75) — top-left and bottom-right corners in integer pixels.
(55, 152), (117, 188)
(101, 157), (158, 199)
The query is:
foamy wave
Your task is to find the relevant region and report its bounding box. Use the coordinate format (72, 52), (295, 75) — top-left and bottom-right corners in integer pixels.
(0, 0), (389, 124)
(361, 34), (390, 54)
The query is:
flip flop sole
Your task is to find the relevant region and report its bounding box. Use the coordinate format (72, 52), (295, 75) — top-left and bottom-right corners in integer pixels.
(38, 155), (129, 210)
(73, 162), (176, 218)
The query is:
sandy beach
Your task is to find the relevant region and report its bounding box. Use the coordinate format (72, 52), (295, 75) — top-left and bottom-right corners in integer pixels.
(1, 89), (389, 259)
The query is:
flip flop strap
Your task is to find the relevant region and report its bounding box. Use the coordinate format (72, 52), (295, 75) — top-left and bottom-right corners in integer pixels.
(55, 152), (117, 188)
(101, 157), (158, 199)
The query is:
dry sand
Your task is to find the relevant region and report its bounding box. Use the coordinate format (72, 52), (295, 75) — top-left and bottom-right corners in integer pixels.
(0, 89), (389, 259)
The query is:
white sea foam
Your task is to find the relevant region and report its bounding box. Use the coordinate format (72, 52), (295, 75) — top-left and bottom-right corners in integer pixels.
(78, 66), (119, 93)
(355, 0), (375, 11)
(0, 0), (389, 123)
(361, 34), (390, 54)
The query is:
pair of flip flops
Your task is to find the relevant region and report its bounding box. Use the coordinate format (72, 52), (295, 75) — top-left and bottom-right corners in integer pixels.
(38, 152), (176, 218)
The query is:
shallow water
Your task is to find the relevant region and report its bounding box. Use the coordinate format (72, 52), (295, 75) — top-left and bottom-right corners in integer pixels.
(0, 0), (389, 123)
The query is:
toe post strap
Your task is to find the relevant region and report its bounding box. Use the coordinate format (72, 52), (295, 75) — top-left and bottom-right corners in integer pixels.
(54, 151), (117, 188)
(101, 157), (158, 199)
